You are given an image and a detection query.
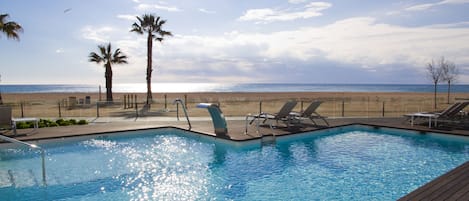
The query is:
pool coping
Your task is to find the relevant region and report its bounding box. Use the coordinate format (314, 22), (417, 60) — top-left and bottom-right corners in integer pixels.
(2, 121), (469, 144)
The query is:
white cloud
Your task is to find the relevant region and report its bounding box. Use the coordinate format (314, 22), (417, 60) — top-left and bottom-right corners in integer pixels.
(117, 14), (137, 21)
(81, 26), (114, 43)
(405, 0), (469, 11)
(239, 2), (332, 23)
(199, 8), (216, 14)
(136, 3), (181, 12)
(55, 48), (64, 54)
(154, 17), (469, 82)
(88, 15), (469, 83)
(288, 0), (309, 4)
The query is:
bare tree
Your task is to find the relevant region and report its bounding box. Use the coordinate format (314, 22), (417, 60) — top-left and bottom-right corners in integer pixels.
(441, 59), (459, 104)
(427, 59), (443, 110)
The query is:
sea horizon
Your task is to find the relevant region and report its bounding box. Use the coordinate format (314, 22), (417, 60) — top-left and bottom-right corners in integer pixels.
(1, 83), (469, 93)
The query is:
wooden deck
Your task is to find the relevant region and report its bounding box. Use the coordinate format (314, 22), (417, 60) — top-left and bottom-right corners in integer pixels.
(398, 161), (469, 201)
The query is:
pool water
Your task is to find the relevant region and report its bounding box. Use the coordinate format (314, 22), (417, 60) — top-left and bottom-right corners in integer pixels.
(0, 126), (468, 200)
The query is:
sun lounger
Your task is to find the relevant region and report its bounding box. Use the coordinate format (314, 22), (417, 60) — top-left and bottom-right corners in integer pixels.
(245, 101), (298, 134)
(404, 102), (469, 128)
(290, 100), (329, 127)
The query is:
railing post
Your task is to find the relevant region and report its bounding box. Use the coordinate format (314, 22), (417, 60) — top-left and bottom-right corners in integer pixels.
(341, 100), (345, 117)
(259, 99), (262, 114)
(135, 101), (138, 118)
(96, 102), (100, 118)
(21, 101), (24, 118)
(164, 94), (167, 111)
(382, 101), (385, 117)
(134, 95), (137, 108)
(58, 101), (62, 118)
(124, 95), (127, 109)
(128, 94), (131, 108)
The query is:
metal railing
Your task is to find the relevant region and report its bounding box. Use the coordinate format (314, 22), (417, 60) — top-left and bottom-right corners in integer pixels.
(5, 93), (468, 118)
(173, 98), (191, 130)
(0, 135), (46, 186)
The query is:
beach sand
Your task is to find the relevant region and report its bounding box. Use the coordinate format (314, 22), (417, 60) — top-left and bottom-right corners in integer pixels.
(2, 92), (469, 118)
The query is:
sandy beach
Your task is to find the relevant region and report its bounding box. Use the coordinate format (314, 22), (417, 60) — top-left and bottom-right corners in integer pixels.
(2, 92), (469, 118)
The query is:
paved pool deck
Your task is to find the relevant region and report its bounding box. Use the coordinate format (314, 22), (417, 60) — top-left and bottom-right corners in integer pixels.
(2, 116), (469, 200)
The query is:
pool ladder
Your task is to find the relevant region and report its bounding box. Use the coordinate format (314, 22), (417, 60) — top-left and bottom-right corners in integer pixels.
(173, 98), (191, 130)
(0, 134), (46, 186)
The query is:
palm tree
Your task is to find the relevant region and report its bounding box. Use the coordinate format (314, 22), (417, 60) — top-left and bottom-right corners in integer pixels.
(89, 43), (128, 102)
(0, 14), (22, 105)
(130, 14), (172, 104)
(0, 14), (23, 40)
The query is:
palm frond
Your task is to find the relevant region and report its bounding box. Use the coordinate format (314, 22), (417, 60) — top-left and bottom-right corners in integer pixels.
(112, 48), (128, 64)
(0, 14), (23, 41)
(88, 52), (104, 63)
(130, 22), (143, 34)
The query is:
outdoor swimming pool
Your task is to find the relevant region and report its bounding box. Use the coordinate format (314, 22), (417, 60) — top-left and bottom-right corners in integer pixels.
(0, 125), (468, 200)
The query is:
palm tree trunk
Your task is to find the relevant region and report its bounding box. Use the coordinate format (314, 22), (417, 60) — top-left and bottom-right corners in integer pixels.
(105, 63), (113, 102)
(146, 31), (153, 105)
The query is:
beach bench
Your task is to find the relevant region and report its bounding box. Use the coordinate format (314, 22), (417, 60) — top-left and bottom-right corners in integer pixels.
(0, 106), (39, 136)
(12, 117), (39, 135)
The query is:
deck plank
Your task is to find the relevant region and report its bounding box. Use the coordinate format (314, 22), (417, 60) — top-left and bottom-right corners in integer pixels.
(398, 161), (469, 201)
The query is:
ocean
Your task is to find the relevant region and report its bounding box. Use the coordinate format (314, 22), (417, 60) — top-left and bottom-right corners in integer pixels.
(1, 83), (469, 93)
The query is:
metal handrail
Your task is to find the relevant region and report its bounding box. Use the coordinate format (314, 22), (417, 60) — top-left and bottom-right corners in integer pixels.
(0, 134), (46, 186)
(173, 98), (191, 130)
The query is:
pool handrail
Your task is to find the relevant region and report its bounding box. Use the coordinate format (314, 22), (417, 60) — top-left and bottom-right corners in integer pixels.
(173, 98), (191, 130)
(0, 134), (47, 186)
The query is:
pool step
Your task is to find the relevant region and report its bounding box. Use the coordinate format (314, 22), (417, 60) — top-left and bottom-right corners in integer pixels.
(0, 169), (40, 188)
(261, 134), (276, 145)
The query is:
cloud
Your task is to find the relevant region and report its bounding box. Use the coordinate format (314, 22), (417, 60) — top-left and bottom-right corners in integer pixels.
(81, 26), (114, 43)
(117, 14), (137, 21)
(136, 3), (181, 12)
(198, 8), (216, 14)
(405, 0), (469, 11)
(55, 48), (64, 53)
(288, 0), (309, 4)
(239, 2), (332, 23)
(100, 13), (469, 83)
(151, 17), (469, 82)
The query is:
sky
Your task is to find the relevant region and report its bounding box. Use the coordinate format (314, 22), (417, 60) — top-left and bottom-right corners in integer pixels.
(1, 0), (469, 85)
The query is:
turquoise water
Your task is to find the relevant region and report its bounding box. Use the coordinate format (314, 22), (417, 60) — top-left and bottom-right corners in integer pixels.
(0, 127), (468, 200)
